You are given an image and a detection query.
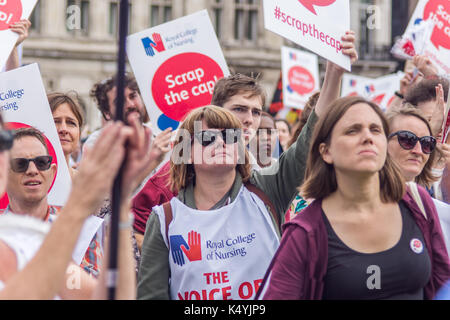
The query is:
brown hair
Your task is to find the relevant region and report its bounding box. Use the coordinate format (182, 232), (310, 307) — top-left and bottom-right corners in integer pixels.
(90, 73), (142, 121)
(13, 127), (49, 155)
(288, 91), (320, 148)
(300, 96), (405, 203)
(47, 92), (85, 130)
(386, 103), (442, 188)
(404, 76), (449, 106)
(169, 105), (251, 191)
(211, 73), (266, 108)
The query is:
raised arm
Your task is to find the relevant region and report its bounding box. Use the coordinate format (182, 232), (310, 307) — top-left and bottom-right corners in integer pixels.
(251, 31), (358, 219)
(4, 19), (31, 72)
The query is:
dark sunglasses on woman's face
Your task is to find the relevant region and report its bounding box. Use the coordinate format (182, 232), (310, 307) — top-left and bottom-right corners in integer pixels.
(0, 130), (14, 152)
(193, 129), (242, 147)
(10, 155), (53, 173)
(388, 130), (436, 154)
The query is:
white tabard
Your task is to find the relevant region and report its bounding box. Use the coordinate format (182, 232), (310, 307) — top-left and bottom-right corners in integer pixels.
(154, 185), (280, 300)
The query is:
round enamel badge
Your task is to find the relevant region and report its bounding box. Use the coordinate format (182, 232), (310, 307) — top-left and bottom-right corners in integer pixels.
(410, 238), (423, 254)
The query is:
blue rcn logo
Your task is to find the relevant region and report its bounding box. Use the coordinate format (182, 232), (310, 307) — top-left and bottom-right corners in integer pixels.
(141, 33), (166, 57)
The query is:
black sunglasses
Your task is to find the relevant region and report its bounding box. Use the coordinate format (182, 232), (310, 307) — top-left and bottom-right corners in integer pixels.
(193, 129), (241, 147)
(10, 155), (53, 173)
(0, 130), (14, 152)
(388, 130), (436, 154)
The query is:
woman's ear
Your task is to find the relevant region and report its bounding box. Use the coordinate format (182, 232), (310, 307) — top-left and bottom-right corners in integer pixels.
(319, 142), (333, 165)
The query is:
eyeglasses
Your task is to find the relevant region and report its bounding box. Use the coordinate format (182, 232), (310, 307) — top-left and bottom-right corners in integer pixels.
(10, 155), (53, 173)
(388, 130), (436, 154)
(193, 129), (241, 147)
(0, 130), (14, 152)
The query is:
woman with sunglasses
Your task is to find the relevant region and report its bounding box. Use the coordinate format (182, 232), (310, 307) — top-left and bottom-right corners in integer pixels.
(137, 105), (317, 300)
(259, 96), (449, 300)
(386, 103), (450, 255)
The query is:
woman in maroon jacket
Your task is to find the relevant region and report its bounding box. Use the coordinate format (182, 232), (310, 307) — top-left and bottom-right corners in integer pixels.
(260, 96), (450, 300)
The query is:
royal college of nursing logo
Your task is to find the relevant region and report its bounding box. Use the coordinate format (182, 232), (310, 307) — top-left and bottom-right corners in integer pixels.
(170, 231), (202, 266)
(141, 33), (166, 57)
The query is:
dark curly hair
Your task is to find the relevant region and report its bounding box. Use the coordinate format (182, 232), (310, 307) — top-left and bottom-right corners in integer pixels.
(90, 73), (141, 121)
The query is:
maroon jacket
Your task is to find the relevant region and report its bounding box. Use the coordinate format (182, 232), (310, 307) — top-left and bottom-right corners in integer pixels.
(261, 185), (450, 300)
(132, 161), (178, 234)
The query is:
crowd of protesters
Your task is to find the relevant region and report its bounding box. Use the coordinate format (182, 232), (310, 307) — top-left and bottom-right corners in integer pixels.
(0, 17), (449, 301)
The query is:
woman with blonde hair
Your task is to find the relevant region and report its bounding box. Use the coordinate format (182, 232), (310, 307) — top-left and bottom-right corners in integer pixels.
(260, 96), (450, 300)
(386, 103), (450, 255)
(137, 104), (318, 300)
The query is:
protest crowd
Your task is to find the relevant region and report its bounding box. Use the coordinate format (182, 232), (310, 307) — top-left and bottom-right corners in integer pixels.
(0, 1), (450, 302)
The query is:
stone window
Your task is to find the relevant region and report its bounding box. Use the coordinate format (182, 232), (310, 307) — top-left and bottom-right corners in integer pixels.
(149, 0), (173, 27)
(234, 0), (259, 42)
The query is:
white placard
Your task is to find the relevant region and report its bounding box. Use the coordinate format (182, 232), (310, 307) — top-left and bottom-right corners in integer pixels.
(341, 72), (405, 110)
(127, 10), (230, 134)
(0, 0), (38, 71)
(281, 46), (319, 109)
(404, 0), (450, 75)
(263, 0), (350, 71)
(0, 63), (72, 208)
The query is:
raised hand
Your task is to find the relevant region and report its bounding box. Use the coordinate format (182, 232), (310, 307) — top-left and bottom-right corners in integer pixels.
(430, 84), (445, 139)
(413, 55), (438, 78)
(9, 19), (31, 47)
(151, 33), (165, 52)
(169, 235), (189, 266)
(180, 231), (202, 262)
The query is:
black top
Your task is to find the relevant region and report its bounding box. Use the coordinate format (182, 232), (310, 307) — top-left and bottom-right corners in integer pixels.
(322, 201), (431, 300)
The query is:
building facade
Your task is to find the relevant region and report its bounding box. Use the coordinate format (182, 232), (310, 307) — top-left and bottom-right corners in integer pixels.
(22, 0), (418, 131)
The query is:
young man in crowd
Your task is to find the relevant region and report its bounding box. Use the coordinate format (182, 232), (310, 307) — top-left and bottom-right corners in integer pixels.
(1, 127), (99, 297)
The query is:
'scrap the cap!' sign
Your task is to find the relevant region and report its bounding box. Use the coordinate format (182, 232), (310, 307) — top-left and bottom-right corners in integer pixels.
(127, 10), (230, 134)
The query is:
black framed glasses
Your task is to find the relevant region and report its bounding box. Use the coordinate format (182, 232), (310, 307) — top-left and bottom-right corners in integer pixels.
(193, 129), (242, 147)
(388, 130), (436, 154)
(0, 130), (14, 152)
(10, 155), (53, 173)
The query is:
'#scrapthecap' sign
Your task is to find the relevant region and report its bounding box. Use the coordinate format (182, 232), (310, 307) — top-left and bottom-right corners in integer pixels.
(263, 0), (351, 71)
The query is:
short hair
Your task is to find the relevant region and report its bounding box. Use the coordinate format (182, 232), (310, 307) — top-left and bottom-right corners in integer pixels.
(386, 103), (442, 188)
(169, 105), (251, 191)
(211, 73), (266, 108)
(300, 96), (405, 203)
(275, 119), (291, 131)
(47, 92), (85, 130)
(13, 127), (49, 155)
(404, 76), (449, 106)
(260, 111), (275, 127)
(90, 73), (141, 120)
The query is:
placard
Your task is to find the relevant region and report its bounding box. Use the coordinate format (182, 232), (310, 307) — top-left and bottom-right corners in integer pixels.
(0, 63), (72, 208)
(263, 0), (351, 71)
(281, 46), (319, 109)
(127, 10), (230, 134)
(0, 0), (38, 70)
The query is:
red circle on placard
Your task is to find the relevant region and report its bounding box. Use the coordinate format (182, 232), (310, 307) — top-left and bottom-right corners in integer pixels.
(0, 123), (58, 209)
(0, 0), (23, 31)
(424, 0), (450, 50)
(151, 52), (224, 121)
(288, 66), (315, 96)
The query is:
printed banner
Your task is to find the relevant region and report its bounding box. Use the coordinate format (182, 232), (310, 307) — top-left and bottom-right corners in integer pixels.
(341, 72), (405, 111)
(0, 0), (38, 70)
(281, 46), (319, 109)
(127, 10), (230, 134)
(263, 0), (351, 71)
(404, 0), (450, 75)
(0, 63), (72, 208)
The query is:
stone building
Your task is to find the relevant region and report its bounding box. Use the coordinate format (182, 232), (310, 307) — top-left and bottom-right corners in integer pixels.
(22, 0), (419, 131)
